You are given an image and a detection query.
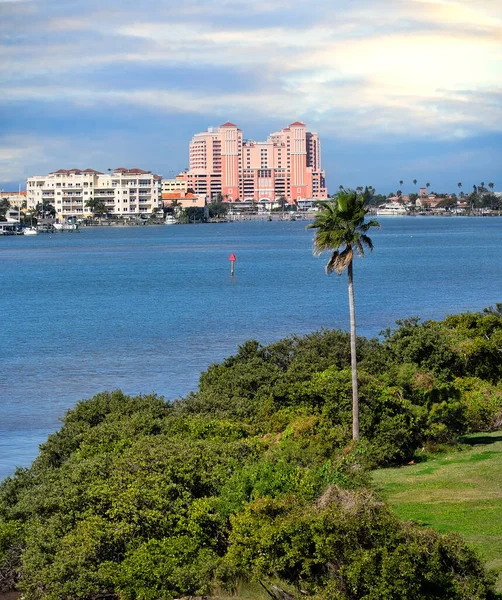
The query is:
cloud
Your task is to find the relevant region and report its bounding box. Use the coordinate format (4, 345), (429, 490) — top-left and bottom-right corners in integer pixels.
(0, 135), (57, 182)
(0, 0), (500, 186)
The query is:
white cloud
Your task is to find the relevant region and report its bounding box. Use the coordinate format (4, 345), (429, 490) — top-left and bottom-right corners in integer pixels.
(0, 136), (55, 182)
(0, 0), (501, 141)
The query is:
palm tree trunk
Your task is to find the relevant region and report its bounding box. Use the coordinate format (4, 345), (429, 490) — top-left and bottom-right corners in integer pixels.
(347, 260), (360, 440)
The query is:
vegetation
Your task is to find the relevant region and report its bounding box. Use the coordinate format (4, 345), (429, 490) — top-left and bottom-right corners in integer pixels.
(308, 189), (379, 440)
(1, 311), (501, 599)
(373, 431), (502, 593)
(208, 199), (229, 219)
(85, 198), (109, 218)
(0, 198), (10, 221)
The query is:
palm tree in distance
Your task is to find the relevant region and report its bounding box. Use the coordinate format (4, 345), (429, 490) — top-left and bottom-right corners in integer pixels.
(426, 182), (431, 191)
(413, 179), (417, 187)
(399, 180), (404, 190)
(307, 189), (380, 440)
(488, 182), (494, 191)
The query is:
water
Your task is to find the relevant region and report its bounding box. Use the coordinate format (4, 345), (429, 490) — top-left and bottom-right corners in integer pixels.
(1, 217), (501, 479)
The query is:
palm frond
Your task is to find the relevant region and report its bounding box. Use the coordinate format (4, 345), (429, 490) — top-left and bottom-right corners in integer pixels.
(326, 246), (353, 275)
(360, 234), (374, 251)
(308, 189), (379, 265)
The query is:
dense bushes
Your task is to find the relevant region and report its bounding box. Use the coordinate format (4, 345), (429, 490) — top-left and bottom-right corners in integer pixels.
(227, 488), (495, 600)
(1, 312), (501, 599)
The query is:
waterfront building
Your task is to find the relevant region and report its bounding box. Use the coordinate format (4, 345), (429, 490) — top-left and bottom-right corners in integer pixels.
(180, 121), (328, 203)
(162, 191), (205, 209)
(0, 190), (26, 208)
(26, 168), (161, 218)
(161, 177), (188, 195)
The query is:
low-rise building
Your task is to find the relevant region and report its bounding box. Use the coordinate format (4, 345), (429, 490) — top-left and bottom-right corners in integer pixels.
(162, 191), (206, 209)
(0, 191), (26, 208)
(26, 168), (162, 218)
(161, 177), (188, 195)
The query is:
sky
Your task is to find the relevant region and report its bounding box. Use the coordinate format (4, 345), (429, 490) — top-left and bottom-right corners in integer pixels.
(0, 0), (501, 195)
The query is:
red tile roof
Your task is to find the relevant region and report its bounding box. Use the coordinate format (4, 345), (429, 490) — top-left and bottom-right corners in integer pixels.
(220, 121), (237, 127)
(289, 121), (306, 127)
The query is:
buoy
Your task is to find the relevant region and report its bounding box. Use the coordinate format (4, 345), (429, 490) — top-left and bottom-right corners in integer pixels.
(229, 253), (236, 276)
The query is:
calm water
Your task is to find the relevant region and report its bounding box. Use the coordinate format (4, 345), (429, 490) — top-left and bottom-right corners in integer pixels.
(1, 217), (501, 479)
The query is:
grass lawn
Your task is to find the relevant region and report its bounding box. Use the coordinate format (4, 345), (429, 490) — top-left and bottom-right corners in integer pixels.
(372, 431), (502, 593)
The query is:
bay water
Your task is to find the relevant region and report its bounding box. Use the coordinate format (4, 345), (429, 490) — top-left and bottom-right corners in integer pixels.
(1, 217), (501, 480)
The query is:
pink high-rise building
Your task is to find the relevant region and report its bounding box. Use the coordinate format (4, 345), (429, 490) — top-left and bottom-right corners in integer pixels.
(181, 122), (328, 203)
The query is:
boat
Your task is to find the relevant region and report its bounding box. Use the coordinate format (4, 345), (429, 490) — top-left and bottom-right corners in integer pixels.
(23, 227), (38, 235)
(164, 215), (177, 225)
(376, 204), (408, 216)
(54, 222), (78, 231)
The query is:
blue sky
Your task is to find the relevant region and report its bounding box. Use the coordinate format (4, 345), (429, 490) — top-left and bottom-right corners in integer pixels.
(1, 0), (501, 195)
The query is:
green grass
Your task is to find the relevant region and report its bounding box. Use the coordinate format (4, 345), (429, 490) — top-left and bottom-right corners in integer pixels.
(372, 431), (502, 593)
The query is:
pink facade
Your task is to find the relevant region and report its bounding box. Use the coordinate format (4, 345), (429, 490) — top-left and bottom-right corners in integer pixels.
(182, 122), (328, 203)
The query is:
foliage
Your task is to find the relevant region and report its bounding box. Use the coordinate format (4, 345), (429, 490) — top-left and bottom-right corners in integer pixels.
(35, 201), (56, 218)
(1, 311), (501, 598)
(0, 198), (10, 221)
(307, 190), (379, 275)
(208, 200), (229, 219)
(182, 206), (205, 223)
(226, 488), (495, 599)
(85, 198), (109, 217)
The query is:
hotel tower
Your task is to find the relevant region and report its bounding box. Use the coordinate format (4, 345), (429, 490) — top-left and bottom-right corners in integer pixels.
(181, 121), (328, 203)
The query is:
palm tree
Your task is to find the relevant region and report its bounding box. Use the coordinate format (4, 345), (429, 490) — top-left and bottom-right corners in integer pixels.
(399, 180), (404, 189)
(307, 189), (380, 441)
(170, 199), (182, 214)
(488, 182), (494, 191)
(426, 182), (430, 191)
(413, 179), (417, 187)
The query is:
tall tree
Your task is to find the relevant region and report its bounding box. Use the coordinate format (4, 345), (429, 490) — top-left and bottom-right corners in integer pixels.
(399, 180), (404, 189)
(426, 182), (431, 190)
(488, 182), (494, 191)
(307, 189), (380, 440)
(413, 179), (417, 187)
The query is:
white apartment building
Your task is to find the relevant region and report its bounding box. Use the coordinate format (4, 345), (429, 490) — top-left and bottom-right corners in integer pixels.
(26, 168), (162, 218)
